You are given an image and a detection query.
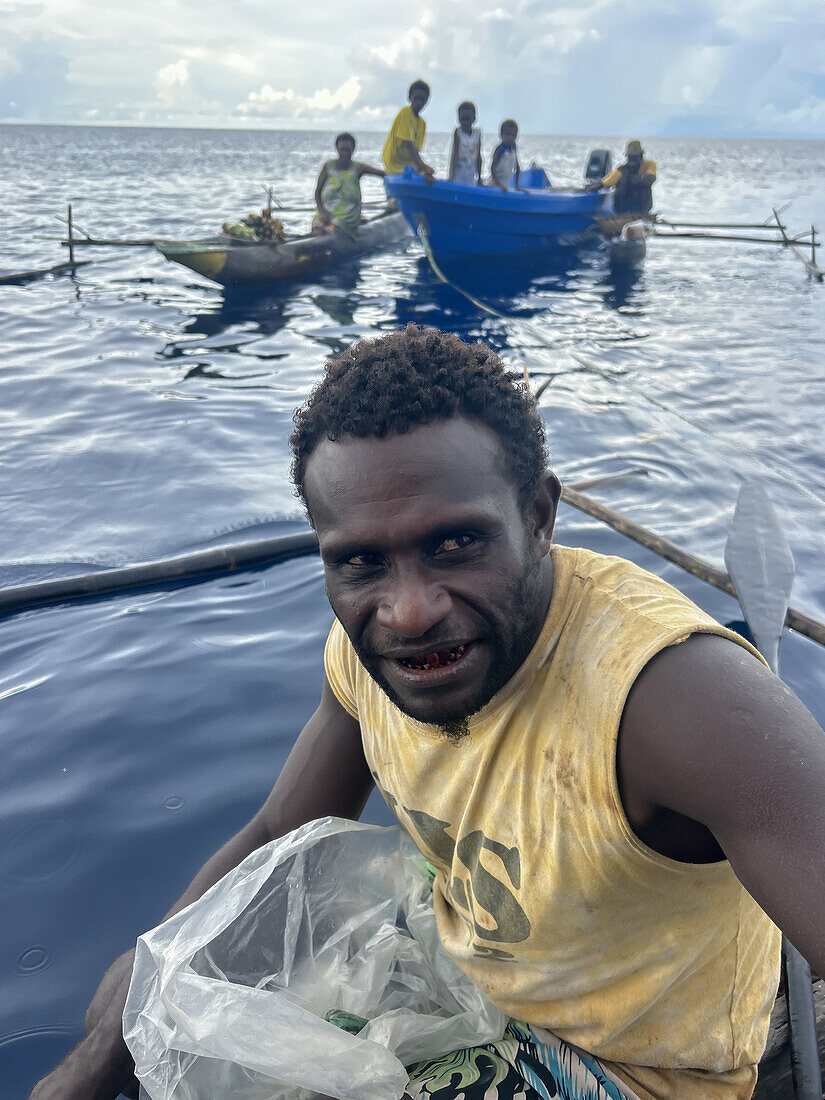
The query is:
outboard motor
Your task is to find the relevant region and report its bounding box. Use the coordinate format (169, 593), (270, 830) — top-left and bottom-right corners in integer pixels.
(584, 149), (612, 184)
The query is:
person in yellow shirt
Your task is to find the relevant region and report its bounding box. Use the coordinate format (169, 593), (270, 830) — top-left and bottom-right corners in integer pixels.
(382, 79), (435, 180)
(31, 326), (825, 1100)
(600, 139), (657, 214)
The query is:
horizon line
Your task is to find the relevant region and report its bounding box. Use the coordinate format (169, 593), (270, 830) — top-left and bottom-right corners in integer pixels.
(1, 119), (824, 143)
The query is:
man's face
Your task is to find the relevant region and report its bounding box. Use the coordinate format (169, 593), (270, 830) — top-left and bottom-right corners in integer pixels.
(410, 88), (429, 114)
(305, 417), (557, 730)
(627, 153), (642, 172)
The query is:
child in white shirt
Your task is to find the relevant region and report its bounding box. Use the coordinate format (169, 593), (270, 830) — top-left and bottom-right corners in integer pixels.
(448, 101), (482, 186)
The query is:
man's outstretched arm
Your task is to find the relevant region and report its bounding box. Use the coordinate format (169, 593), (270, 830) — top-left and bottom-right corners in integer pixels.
(400, 139), (434, 178)
(29, 680), (370, 1100)
(620, 632), (825, 976)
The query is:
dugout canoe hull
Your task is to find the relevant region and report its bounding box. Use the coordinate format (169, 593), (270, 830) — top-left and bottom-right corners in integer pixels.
(155, 211), (409, 289)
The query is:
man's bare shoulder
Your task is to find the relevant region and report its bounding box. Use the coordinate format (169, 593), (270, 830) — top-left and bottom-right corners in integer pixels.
(620, 631), (806, 806)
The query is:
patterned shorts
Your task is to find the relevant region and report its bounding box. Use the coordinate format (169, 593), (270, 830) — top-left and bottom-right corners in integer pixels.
(404, 1021), (638, 1100)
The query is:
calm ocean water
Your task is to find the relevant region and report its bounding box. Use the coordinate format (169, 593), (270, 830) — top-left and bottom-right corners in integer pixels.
(1, 124), (824, 1097)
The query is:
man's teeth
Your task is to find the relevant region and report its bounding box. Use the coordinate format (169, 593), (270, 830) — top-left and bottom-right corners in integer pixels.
(398, 644), (468, 671)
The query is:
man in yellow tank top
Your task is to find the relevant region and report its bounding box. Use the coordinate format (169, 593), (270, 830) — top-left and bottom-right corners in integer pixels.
(34, 327), (825, 1100)
(382, 79), (435, 180)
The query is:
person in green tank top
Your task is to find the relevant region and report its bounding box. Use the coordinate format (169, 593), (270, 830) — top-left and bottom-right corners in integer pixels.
(312, 132), (384, 239)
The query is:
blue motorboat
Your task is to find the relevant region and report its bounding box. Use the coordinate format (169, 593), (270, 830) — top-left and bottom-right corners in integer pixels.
(384, 164), (613, 263)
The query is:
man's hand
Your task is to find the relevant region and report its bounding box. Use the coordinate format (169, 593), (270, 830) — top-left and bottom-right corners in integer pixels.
(28, 1026), (139, 1100)
(30, 949), (139, 1100)
(83, 949), (135, 1033)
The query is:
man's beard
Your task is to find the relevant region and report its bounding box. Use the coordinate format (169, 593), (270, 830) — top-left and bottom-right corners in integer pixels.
(346, 555), (548, 742)
(435, 716), (471, 744)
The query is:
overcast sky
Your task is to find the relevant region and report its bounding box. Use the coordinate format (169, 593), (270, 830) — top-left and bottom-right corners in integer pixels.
(1, 0), (824, 138)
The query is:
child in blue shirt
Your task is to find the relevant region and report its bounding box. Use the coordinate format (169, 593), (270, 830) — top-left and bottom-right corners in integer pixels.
(489, 119), (521, 191)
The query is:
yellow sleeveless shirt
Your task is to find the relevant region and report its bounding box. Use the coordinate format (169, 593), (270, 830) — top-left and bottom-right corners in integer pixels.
(324, 546), (781, 1100)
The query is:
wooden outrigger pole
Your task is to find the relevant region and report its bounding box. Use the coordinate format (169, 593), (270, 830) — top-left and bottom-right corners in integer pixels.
(658, 218), (794, 230)
(653, 229), (816, 246)
(645, 209), (823, 282)
(0, 259), (90, 285)
(1, 472), (823, 647)
(0, 204), (92, 284)
(772, 208), (825, 282)
(561, 485), (825, 649)
(653, 210), (819, 250)
(59, 236), (157, 248)
(66, 203), (75, 266)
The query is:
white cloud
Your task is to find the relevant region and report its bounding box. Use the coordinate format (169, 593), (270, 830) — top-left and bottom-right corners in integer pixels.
(369, 27), (429, 70)
(236, 76), (361, 119)
(0, 0), (823, 136)
(154, 59), (189, 107)
(761, 96), (825, 133)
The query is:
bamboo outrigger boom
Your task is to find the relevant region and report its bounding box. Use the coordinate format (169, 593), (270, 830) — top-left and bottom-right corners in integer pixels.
(561, 485), (825, 649)
(772, 208), (825, 282)
(1, 476), (824, 653)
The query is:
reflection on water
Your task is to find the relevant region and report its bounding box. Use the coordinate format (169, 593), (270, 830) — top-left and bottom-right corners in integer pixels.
(179, 242), (647, 367)
(191, 259), (366, 345)
(599, 263), (646, 311)
(184, 295), (290, 339)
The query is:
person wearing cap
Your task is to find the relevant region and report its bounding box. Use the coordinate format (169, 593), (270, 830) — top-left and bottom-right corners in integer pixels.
(599, 140), (657, 214)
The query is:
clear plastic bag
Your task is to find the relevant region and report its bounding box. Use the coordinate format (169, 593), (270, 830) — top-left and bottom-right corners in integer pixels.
(124, 817), (507, 1100)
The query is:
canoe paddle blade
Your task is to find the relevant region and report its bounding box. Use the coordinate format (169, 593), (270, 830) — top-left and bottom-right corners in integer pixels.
(724, 481), (795, 674)
(725, 483), (822, 1100)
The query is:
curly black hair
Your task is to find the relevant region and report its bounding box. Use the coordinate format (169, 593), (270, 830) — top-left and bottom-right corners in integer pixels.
(290, 324), (547, 511)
